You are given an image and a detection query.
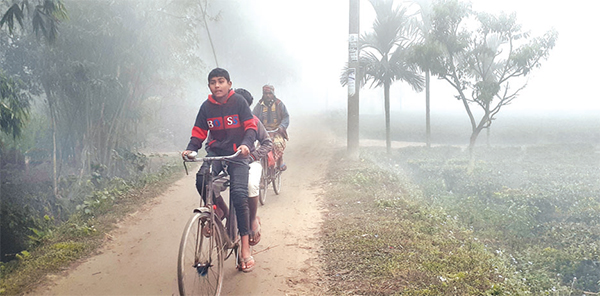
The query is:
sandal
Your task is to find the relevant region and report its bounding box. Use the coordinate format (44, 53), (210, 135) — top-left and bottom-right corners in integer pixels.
(239, 256), (255, 273)
(249, 217), (262, 246)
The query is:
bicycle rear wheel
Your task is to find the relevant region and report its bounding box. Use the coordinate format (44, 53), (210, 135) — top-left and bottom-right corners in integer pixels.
(258, 158), (268, 205)
(178, 212), (224, 296)
(273, 169), (282, 195)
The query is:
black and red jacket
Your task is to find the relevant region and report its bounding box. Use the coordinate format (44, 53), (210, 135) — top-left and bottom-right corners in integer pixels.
(186, 89), (257, 155)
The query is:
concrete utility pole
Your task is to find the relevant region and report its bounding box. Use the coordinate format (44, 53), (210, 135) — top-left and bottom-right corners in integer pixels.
(348, 0), (360, 159)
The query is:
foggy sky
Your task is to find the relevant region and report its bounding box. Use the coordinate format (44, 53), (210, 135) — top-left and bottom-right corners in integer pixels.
(223, 0), (600, 116)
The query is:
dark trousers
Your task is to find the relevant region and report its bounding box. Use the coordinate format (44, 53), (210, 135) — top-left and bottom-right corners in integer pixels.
(196, 154), (250, 236)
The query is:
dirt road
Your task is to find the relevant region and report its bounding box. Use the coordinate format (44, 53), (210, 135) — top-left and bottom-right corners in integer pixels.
(31, 124), (336, 295)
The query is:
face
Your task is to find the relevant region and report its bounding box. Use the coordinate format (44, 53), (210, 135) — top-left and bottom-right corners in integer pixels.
(264, 92), (275, 101)
(209, 76), (232, 100)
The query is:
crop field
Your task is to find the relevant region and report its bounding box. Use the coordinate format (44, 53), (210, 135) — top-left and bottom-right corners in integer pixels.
(322, 110), (600, 294)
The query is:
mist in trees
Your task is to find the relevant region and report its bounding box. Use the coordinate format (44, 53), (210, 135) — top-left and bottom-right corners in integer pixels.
(0, 0), (203, 261)
(342, 0), (556, 162)
(0, 0), (310, 263)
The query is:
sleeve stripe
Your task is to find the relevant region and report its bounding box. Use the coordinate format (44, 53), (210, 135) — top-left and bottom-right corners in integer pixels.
(243, 118), (257, 131)
(192, 126), (208, 140)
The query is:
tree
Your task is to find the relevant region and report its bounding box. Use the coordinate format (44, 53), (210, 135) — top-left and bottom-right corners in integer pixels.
(1, 0), (67, 142)
(0, 71), (30, 139)
(44, 0), (196, 176)
(408, 0), (445, 148)
(342, 0), (424, 154)
(2, 0), (67, 197)
(1, 0), (67, 44)
(430, 0), (557, 163)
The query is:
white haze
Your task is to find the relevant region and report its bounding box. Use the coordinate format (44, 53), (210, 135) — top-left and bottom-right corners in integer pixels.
(218, 0), (600, 117)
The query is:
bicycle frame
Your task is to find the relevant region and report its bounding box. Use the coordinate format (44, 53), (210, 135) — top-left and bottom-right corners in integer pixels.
(183, 151), (242, 254)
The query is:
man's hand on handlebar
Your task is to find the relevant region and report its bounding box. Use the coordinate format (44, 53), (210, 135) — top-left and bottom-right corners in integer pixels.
(238, 145), (250, 157)
(182, 150), (197, 160)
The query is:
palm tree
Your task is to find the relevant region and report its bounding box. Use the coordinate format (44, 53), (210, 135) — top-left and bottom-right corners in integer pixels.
(360, 0), (424, 154)
(408, 0), (444, 148)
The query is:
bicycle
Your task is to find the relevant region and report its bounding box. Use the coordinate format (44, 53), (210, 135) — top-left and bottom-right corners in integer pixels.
(258, 130), (284, 205)
(177, 150), (243, 296)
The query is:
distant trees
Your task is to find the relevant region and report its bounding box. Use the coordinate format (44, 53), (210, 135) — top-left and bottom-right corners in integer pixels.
(341, 0), (556, 160)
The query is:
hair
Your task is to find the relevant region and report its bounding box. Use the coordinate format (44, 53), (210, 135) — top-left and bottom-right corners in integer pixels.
(235, 88), (253, 106)
(207, 68), (230, 83)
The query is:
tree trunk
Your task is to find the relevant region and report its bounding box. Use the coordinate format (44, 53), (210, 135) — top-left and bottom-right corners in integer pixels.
(42, 78), (59, 199)
(52, 113), (58, 197)
(384, 81), (391, 154)
(467, 124), (484, 173)
(425, 70), (431, 148)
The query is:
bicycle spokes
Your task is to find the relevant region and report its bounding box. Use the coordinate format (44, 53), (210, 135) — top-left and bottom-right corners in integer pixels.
(178, 212), (224, 296)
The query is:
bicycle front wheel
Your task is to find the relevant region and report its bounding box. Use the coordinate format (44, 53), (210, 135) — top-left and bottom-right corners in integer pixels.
(177, 212), (224, 296)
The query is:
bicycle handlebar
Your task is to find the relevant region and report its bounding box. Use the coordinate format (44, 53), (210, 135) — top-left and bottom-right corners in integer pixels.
(183, 150), (241, 162)
(182, 150), (242, 175)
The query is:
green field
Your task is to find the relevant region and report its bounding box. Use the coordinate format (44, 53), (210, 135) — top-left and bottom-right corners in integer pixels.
(322, 110), (600, 294)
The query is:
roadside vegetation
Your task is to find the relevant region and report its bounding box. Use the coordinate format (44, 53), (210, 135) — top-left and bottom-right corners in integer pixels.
(0, 1), (199, 294)
(321, 143), (600, 295)
(0, 153), (181, 295)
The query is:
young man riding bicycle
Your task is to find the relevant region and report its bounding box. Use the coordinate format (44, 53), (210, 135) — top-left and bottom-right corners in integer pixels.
(181, 68), (257, 272)
(209, 88), (272, 247)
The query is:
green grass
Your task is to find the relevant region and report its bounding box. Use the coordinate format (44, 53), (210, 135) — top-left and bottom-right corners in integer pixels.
(320, 150), (524, 295)
(320, 143), (599, 295)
